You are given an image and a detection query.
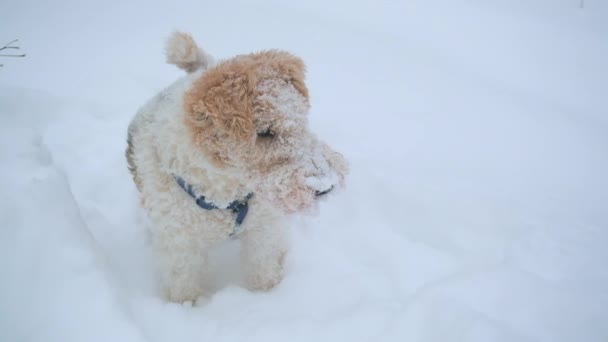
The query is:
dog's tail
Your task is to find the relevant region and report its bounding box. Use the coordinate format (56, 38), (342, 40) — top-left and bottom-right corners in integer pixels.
(165, 31), (214, 73)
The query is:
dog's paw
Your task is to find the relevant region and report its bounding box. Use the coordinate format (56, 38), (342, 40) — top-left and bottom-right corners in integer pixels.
(244, 251), (286, 291)
(163, 277), (210, 303)
(246, 272), (284, 291)
(165, 286), (209, 303)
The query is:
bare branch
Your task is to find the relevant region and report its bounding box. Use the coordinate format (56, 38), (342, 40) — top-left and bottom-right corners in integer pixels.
(0, 39), (26, 67)
(0, 39), (21, 52)
(0, 54), (26, 57)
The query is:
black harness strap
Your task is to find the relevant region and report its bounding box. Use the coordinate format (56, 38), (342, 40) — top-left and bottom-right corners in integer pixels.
(175, 176), (254, 234)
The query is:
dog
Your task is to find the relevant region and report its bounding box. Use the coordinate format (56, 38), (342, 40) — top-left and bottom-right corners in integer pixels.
(126, 32), (348, 302)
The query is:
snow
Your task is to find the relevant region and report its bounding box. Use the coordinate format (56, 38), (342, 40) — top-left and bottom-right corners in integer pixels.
(1, 0), (607, 341)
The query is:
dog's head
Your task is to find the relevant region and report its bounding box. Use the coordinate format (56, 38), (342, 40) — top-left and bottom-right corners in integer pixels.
(173, 34), (348, 213)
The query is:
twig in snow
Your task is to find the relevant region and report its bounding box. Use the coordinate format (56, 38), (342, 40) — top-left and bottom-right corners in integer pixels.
(0, 39), (26, 66)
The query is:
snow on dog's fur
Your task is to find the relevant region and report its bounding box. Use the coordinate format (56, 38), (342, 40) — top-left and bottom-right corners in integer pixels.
(126, 32), (348, 302)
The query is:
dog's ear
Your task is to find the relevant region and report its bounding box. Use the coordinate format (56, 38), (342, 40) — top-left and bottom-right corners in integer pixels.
(256, 50), (309, 99)
(184, 65), (256, 141)
(278, 52), (309, 99)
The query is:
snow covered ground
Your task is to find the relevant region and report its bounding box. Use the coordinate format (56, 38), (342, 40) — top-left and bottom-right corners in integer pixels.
(1, 0), (607, 341)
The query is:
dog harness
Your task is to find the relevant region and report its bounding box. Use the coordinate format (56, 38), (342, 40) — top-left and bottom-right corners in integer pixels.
(175, 176), (254, 237)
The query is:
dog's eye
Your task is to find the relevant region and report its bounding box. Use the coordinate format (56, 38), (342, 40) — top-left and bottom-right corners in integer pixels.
(257, 129), (275, 139)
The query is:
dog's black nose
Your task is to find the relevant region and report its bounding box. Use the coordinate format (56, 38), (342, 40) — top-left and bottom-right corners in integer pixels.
(315, 186), (334, 197)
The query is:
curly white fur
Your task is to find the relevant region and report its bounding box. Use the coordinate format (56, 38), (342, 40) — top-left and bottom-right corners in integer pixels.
(127, 34), (347, 302)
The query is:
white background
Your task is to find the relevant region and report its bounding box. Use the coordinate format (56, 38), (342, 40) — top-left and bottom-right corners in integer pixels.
(1, 1), (607, 341)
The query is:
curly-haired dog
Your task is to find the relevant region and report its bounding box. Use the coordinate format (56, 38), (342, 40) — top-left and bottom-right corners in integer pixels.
(126, 32), (348, 302)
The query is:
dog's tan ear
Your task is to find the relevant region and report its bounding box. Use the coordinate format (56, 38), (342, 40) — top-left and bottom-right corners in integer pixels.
(184, 65), (256, 140)
(279, 52), (309, 99)
(256, 50), (309, 99)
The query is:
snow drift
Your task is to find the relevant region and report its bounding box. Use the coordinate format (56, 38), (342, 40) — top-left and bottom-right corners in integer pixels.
(1, 0), (607, 341)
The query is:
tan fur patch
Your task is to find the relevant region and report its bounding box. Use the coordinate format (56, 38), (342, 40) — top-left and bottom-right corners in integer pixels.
(183, 50), (308, 143)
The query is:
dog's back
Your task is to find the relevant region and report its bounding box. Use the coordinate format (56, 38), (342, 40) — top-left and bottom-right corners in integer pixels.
(126, 32), (213, 192)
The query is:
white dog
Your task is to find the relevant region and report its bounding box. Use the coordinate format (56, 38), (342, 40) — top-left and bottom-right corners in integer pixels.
(126, 32), (348, 302)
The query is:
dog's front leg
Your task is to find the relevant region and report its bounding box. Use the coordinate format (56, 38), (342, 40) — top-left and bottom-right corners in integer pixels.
(239, 218), (288, 291)
(152, 224), (210, 303)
